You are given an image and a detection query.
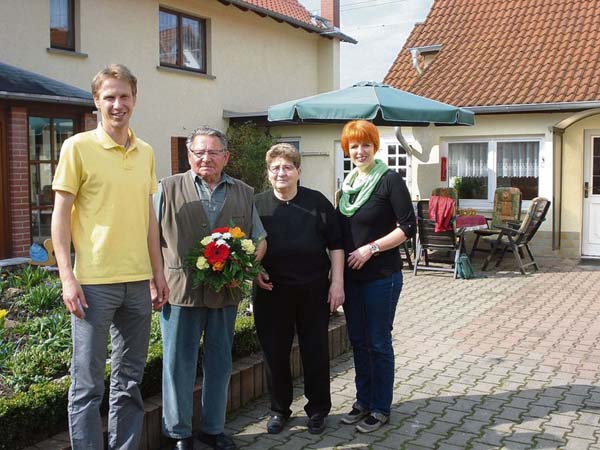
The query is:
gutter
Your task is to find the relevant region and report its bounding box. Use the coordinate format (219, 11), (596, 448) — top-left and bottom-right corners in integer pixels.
(0, 91), (94, 107)
(216, 0), (357, 43)
(465, 101), (600, 114)
(223, 109), (267, 118)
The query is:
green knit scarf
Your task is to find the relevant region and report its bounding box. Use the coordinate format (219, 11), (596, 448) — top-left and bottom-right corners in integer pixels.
(339, 160), (389, 217)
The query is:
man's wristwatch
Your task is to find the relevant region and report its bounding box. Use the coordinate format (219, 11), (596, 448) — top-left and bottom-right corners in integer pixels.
(368, 241), (380, 255)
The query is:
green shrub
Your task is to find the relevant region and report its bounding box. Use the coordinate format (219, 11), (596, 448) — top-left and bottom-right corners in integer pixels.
(14, 281), (63, 315)
(6, 347), (70, 392)
(0, 379), (70, 450)
(226, 122), (278, 193)
(7, 266), (54, 290)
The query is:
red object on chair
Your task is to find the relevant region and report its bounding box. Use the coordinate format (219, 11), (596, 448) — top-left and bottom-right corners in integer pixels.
(429, 195), (455, 232)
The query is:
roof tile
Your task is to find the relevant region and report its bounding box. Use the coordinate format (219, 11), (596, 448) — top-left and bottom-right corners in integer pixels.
(384, 0), (600, 107)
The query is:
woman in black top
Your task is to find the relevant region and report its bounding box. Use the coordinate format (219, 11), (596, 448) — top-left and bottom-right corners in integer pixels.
(337, 120), (416, 433)
(254, 144), (344, 436)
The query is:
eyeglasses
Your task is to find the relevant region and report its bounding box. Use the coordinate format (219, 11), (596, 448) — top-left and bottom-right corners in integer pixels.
(268, 164), (297, 174)
(188, 148), (226, 158)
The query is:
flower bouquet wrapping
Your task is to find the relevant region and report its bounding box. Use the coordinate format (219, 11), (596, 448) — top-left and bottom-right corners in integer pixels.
(187, 226), (263, 292)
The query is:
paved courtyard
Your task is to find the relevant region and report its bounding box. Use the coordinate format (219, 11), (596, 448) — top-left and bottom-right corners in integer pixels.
(204, 256), (600, 449)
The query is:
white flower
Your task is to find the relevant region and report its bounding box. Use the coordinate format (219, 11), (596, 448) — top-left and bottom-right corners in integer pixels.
(196, 256), (209, 270)
(241, 239), (255, 254)
(222, 232), (232, 239)
(200, 236), (212, 246)
(216, 239), (230, 247)
(211, 232), (223, 240)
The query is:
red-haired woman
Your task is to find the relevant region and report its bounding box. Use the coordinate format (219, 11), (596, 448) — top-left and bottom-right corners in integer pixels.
(337, 120), (415, 433)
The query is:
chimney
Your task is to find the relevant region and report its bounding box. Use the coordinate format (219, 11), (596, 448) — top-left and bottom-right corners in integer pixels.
(321, 0), (339, 28)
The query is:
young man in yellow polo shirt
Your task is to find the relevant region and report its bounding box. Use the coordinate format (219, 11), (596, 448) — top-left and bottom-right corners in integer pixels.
(51, 64), (169, 450)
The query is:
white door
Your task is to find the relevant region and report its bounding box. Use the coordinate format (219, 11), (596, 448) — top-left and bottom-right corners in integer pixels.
(582, 132), (600, 256)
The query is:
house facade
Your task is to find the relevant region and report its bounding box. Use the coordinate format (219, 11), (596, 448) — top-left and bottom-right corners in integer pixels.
(0, 0), (355, 259)
(383, 0), (600, 258)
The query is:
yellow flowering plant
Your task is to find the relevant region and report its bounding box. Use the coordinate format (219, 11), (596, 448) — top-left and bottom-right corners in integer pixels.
(0, 309), (7, 328)
(187, 226), (262, 292)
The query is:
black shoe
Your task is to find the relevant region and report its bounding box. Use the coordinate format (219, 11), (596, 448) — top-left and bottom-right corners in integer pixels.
(196, 431), (236, 450)
(267, 413), (286, 434)
(340, 402), (370, 424)
(172, 437), (194, 450)
(307, 413), (326, 434)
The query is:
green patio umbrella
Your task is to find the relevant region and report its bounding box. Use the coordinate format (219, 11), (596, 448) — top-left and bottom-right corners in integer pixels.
(268, 81), (474, 126)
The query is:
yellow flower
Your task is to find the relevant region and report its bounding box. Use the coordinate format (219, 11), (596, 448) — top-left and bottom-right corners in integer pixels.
(212, 261), (225, 271)
(230, 227), (246, 239)
(241, 239), (255, 255)
(0, 309), (7, 328)
(200, 236), (212, 246)
(196, 256), (209, 270)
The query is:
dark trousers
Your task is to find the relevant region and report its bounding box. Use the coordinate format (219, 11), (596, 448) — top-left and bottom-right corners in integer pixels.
(254, 277), (332, 418)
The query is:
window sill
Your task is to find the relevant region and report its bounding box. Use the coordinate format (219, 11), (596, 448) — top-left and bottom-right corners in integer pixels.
(156, 65), (216, 80)
(46, 47), (88, 58)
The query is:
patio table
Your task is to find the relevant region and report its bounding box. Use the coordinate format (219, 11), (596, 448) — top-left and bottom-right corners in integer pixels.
(456, 214), (488, 232)
(456, 214), (488, 254)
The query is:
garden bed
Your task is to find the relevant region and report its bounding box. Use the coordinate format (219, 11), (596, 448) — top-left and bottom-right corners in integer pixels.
(0, 266), (261, 450)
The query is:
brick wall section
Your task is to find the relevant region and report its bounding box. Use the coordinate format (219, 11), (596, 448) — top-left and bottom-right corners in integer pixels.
(8, 107), (31, 257)
(83, 113), (97, 131)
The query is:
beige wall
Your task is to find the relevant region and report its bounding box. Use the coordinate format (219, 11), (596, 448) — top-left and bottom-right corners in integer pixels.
(271, 124), (344, 201)
(0, 0), (341, 179)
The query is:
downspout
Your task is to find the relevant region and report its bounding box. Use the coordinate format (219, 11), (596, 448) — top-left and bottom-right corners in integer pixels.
(551, 127), (564, 250)
(394, 127), (417, 155)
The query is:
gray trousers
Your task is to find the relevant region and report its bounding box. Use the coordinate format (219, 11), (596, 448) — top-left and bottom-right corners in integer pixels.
(68, 281), (152, 450)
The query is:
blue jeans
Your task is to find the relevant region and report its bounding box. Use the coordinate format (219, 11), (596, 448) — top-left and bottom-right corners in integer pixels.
(161, 304), (238, 438)
(343, 271), (402, 416)
(69, 281), (151, 450)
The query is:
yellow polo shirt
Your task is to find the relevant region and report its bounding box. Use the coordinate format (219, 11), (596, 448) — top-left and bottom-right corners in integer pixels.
(52, 125), (158, 284)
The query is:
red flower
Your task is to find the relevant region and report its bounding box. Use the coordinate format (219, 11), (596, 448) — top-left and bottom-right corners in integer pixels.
(204, 241), (231, 265)
(212, 227), (230, 234)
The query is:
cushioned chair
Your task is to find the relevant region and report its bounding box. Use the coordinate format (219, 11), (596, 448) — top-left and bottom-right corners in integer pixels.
(470, 187), (522, 258)
(413, 200), (461, 278)
(481, 197), (550, 275)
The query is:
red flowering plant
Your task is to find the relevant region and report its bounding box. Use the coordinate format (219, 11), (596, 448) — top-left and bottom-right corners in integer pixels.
(187, 226), (263, 292)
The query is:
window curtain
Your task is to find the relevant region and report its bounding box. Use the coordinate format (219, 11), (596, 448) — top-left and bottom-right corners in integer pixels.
(448, 142), (488, 177)
(497, 142), (539, 178)
(50, 0), (70, 29)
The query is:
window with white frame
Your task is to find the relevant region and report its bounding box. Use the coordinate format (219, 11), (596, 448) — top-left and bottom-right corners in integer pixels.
(448, 139), (540, 202)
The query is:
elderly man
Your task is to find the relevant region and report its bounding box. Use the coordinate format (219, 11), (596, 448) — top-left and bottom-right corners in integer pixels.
(155, 126), (266, 450)
(51, 64), (169, 450)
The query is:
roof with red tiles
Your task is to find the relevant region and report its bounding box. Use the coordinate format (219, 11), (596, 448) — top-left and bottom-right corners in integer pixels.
(216, 0), (356, 43)
(384, 0), (600, 108)
(243, 0), (314, 25)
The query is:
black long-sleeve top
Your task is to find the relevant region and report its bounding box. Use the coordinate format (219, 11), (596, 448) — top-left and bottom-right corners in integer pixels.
(337, 170), (416, 282)
(255, 186), (343, 286)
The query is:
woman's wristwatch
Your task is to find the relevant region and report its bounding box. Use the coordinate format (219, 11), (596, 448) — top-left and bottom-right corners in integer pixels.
(368, 241), (380, 255)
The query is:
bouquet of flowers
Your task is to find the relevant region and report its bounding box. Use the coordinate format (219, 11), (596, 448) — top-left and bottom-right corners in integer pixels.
(187, 226), (263, 292)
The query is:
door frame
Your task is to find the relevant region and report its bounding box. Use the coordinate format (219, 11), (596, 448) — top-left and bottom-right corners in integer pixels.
(581, 129), (600, 257)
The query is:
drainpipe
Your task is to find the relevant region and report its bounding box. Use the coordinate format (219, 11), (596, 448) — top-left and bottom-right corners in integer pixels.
(394, 127), (417, 156)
